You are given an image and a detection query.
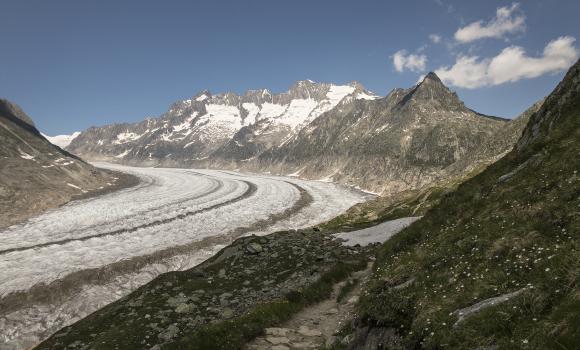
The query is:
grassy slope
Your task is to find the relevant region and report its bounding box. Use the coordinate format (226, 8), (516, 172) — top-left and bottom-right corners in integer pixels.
(357, 64), (580, 349)
(35, 230), (370, 350)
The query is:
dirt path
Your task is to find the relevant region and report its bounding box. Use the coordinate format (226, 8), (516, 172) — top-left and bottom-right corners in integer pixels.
(245, 262), (373, 350)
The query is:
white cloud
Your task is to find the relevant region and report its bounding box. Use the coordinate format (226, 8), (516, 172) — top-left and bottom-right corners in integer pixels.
(435, 36), (578, 88)
(455, 3), (525, 43)
(429, 34), (442, 44)
(393, 50), (427, 73)
(435, 56), (489, 89)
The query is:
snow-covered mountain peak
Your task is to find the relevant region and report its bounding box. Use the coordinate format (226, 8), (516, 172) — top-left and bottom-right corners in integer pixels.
(194, 91), (211, 102)
(43, 131), (81, 148)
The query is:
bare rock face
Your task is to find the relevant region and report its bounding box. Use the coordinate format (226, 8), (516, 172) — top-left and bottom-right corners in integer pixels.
(0, 99), (121, 228)
(66, 75), (532, 195)
(517, 58), (580, 151)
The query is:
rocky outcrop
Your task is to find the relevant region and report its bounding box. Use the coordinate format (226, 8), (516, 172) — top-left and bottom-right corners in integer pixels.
(516, 58), (580, 151)
(0, 99), (132, 228)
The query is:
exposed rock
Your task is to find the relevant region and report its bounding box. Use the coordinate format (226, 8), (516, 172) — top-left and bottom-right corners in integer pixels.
(174, 303), (194, 314)
(271, 346), (290, 350)
(158, 324), (180, 341)
(265, 336), (290, 345)
(452, 288), (526, 327)
(298, 326), (322, 337)
(246, 242), (263, 254)
(265, 328), (290, 337)
(392, 277), (416, 290)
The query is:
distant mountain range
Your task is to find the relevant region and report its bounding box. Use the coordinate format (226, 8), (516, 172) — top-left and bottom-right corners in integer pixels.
(65, 74), (535, 194)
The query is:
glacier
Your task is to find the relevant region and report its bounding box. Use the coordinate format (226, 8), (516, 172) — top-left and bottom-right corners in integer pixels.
(0, 163), (368, 350)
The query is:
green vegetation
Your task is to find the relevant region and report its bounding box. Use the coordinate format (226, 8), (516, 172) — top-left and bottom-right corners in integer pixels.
(337, 278), (359, 303)
(320, 186), (450, 232)
(356, 69), (580, 349)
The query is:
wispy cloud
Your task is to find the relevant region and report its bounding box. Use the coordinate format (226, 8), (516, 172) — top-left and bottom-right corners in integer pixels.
(455, 3), (525, 43)
(429, 34), (442, 44)
(434, 0), (454, 14)
(393, 50), (427, 73)
(435, 36), (578, 88)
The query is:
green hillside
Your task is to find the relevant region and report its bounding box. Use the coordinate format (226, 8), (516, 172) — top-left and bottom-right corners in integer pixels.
(353, 61), (580, 349)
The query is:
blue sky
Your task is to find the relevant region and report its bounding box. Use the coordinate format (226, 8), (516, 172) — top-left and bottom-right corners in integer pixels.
(1, 0), (579, 135)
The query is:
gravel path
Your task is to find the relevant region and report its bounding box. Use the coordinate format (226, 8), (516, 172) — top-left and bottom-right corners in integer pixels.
(245, 263), (373, 350)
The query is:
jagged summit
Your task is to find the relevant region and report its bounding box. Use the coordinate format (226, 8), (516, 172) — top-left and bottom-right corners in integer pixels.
(423, 71), (442, 82)
(192, 90), (211, 102)
(415, 71), (450, 93)
(397, 71), (464, 111)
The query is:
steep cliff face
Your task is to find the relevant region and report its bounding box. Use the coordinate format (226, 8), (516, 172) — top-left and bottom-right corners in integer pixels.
(0, 99), (123, 228)
(67, 75), (530, 195)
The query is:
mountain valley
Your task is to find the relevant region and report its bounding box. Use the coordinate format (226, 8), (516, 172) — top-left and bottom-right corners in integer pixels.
(33, 61), (580, 350)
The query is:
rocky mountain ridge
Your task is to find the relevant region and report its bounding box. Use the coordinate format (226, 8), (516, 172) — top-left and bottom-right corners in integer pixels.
(68, 80), (376, 163)
(67, 75), (533, 195)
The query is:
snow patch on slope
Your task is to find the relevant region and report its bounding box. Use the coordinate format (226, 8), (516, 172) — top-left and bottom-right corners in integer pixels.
(257, 103), (287, 122)
(274, 98), (318, 129)
(242, 103), (260, 126)
(114, 149), (131, 158)
(196, 94), (209, 102)
(204, 104), (242, 127)
(306, 85), (357, 121)
(334, 217), (422, 246)
(172, 112), (198, 133)
(327, 85), (356, 104)
(114, 132), (145, 144)
(19, 150), (35, 160)
(356, 92), (381, 100)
